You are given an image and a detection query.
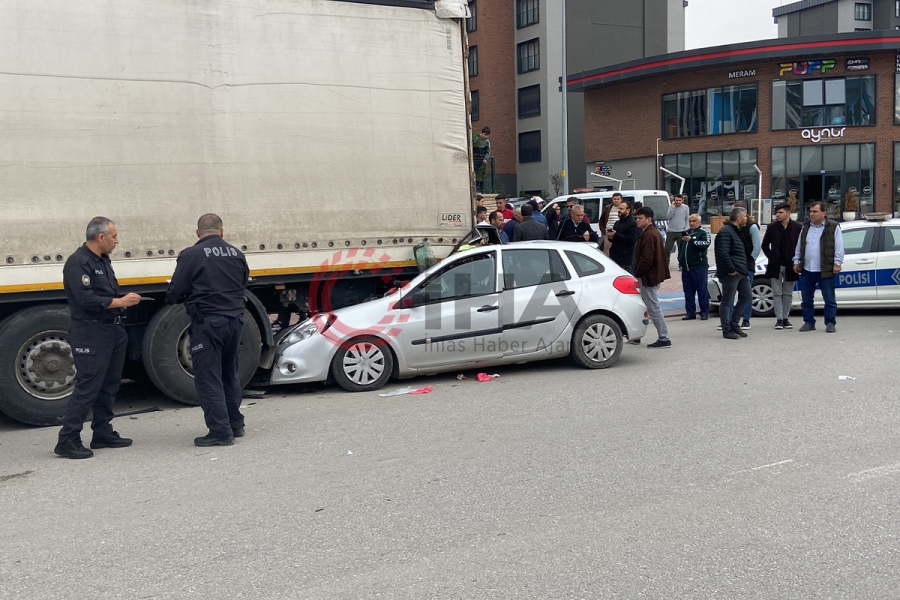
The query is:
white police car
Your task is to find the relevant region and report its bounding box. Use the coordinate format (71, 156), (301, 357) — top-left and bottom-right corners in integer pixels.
(708, 214), (900, 316)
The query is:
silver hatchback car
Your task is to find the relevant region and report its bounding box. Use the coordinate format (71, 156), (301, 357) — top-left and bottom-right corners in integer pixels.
(271, 241), (649, 392)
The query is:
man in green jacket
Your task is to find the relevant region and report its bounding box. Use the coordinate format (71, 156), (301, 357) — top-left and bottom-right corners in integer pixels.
(677, 213), (710, 320)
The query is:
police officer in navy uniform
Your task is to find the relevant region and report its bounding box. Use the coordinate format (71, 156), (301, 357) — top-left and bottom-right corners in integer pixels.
(55, 217), (141, 459)
(166, 214), (250, 446)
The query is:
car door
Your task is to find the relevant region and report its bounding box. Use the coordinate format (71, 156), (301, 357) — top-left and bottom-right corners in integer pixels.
(399, 250), (502, 369)
(833, 225), (877, 302)
(498, 248), (581, 356)
(876, 225), (900, 301)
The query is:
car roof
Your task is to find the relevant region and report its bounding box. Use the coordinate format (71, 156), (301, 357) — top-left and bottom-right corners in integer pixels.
(840, 217), (900, 229)
(549, 190), (670, 202)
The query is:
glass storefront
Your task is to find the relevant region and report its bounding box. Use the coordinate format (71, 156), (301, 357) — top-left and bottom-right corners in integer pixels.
(772, 75), (875, 129)
(771, 143), (874, 219)
(893, 143), (900, 216)
(662, 149), (758, 221)
(661, 84), (758, 139)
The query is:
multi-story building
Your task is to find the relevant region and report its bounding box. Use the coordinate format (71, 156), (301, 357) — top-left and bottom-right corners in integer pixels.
(467, 0), (685, 197)
(773, 0), (900, 36)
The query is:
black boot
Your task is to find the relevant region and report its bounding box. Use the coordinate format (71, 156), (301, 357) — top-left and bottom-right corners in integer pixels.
(194, 434), (235, 447)
(90, 431), (133, 449)
(54, 438), (94, 459)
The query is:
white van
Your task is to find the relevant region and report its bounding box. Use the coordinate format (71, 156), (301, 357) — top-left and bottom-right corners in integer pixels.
(541, 190), (673, 236)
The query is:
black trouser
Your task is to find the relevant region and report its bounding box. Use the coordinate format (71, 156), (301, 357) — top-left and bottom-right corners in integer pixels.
(718, 273), (752, 334)
(58, 322), (128, 442)
(190, 315), (244, 438)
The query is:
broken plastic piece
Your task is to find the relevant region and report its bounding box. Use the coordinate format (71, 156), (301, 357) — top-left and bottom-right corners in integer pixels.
(409, 386), (433, 394)
(378, 387), (418, 397)
(476, 373), (500, 382)
(457, 374), (467, 380)
(838, 375), (856, 380)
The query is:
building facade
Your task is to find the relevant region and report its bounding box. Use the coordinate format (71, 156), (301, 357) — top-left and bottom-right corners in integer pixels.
(571, 32), (900, 222)
(467, 0), (684, 197)
(774, 0), (900, 37)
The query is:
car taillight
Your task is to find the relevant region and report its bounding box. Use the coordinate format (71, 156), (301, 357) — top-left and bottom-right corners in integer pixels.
(613, 275), (641, 295)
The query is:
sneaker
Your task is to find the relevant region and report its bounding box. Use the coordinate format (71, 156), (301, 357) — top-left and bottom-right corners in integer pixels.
(647, 339), (672, 348)
(825, 323), (836, 333)
(627, 339), (641, 345)
(774, 320), (784, 330)
(232, 426), (245, 438)
(722, 331), (740, 340)
(54, 438), (93, 459)
(90, 431), (133, 449)
(741, 320), (751, 330)
(194, 434), (235, 447)
(734, 329), (748, 338)
(799, 323), (815, 332)
(717, 325), (723, 331)
(782, 319), (794, 329)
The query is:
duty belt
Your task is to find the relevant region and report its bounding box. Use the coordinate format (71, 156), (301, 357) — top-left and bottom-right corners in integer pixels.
(73, 316), (125, 325)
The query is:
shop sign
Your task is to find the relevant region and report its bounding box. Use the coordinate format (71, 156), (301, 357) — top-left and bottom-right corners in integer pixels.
(863, 186), (872, 196)
(593, 165), (612, 176)
(773, 188), (785, 199)
(846, 58), (869, 71)
(896, 54), (900, 74)
(801, 127), (845, 144)
(728, 69), (756, 79)
(778, 59), (836, 77)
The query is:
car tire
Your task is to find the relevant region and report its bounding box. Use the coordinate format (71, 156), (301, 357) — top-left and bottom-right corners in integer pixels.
(570, 314), (623, 369)
(751, 278), (775, 318)
(330, 337), (394, 392)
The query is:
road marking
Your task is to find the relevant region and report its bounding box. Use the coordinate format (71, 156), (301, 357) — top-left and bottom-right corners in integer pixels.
(845, 461), (900, 481)
(727, 459), (794, 476)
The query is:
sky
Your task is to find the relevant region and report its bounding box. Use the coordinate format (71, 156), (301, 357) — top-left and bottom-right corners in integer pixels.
(685, 0), (787, 49)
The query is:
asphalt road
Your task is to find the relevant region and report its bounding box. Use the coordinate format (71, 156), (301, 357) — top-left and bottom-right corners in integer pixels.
(2, 310), (900, 599)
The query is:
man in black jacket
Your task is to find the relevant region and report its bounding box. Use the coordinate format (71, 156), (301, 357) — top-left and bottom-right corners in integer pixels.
(761, 202), (802, 329)
(714, 207), (752, 339)
(556, 204), (599, 243)
(513, 203), (548, 241)
(606, 201), (640, 272)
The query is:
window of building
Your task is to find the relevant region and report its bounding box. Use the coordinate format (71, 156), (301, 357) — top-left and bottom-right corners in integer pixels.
(517, 0), (539, 29)
(471, 90), (479, 122)
(468, 45), (478, 77)
(466, 1), (476, 32)
(517, 39), (540, 74)
(894, 75), (900, 123)
(855, 2), (872, 20)
(661, 149), (758, 221)
(518, 130), (541, 163)
(772, 76), (875, 129)
(661, 84), (757, 139)
(773, 144), (875, 219)
(896, 0), (899, 17)
(518, 85), (540, 119)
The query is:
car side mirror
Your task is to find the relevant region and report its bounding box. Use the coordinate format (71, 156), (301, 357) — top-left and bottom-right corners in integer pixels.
(402, 291), (430, 308)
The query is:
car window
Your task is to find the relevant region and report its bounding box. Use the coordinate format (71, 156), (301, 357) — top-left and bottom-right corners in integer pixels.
(882, 227), (900, 252)
(642, 195), (670, 219)
(502, 249), (569, 289)
(582, 199), (600, 223)
(418, 252), (496, 302)
(564, 250), (606, 277)
(843, 227), (874, 254)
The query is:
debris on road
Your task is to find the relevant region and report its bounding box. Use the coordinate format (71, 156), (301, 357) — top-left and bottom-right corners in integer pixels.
(838, 375), (857, 380)
(476, 373), (500, 382)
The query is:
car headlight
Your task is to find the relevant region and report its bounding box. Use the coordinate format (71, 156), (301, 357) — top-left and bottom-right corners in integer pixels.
(285, 321), (319, 345)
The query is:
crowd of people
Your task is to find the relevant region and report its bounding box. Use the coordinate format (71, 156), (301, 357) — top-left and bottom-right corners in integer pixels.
(472, 193), (847, 346)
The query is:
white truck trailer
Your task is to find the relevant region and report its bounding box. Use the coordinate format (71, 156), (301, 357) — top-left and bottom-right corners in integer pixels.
(0, 0), (474, 425)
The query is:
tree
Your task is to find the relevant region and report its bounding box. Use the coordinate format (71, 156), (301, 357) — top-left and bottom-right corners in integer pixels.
(549, 173), (563, 197)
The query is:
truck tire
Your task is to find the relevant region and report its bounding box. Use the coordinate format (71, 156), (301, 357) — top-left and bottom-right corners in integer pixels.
(0, 305), (75, 426)
(142, 305), (262, 405)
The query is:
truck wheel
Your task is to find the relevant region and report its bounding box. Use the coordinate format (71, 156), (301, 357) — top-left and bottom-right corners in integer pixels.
(142, 305), (262, 405)
(0, 305), (74, 426)
(570, 314), (623, 369)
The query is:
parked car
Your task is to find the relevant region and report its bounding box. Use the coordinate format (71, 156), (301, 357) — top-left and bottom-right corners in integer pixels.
(542, 190), (672, 238)
(271, 241), (649, 391)
(708, 215), (900, 316)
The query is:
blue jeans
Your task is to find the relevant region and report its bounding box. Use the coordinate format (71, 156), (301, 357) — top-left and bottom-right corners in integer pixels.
(681, 267), (709, 318)
(799, 270), (837, 326)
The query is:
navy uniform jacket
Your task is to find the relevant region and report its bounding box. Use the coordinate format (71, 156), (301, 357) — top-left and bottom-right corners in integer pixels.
(165, 234), (249, 318)
(63, 244), (124, 322)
